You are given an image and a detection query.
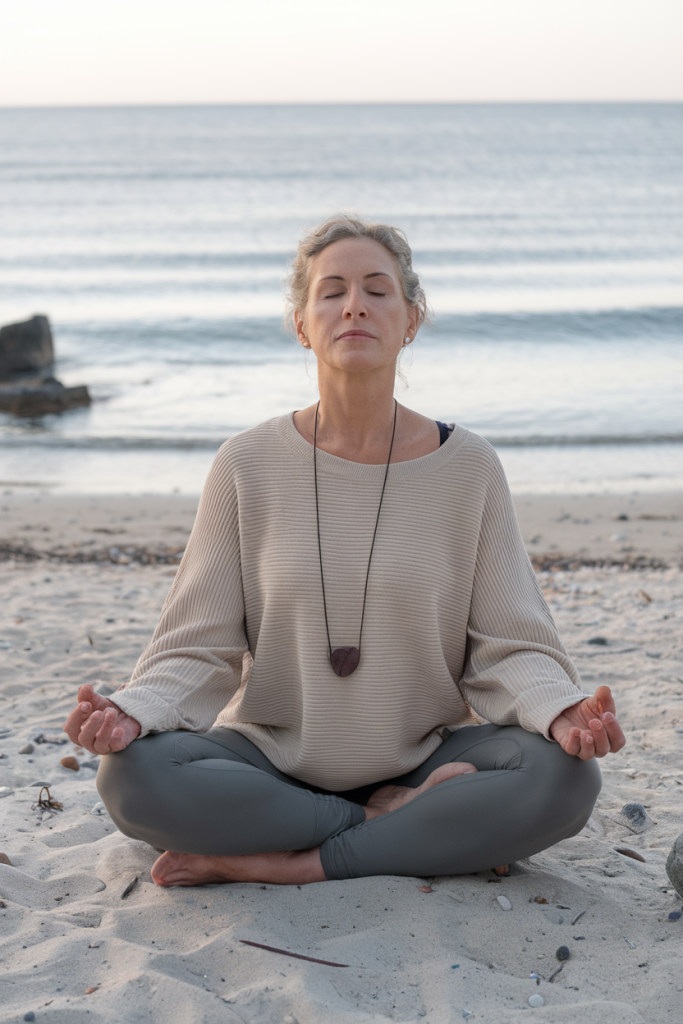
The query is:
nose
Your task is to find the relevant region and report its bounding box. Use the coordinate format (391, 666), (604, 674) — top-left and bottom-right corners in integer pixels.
(342, 284), (368, 319)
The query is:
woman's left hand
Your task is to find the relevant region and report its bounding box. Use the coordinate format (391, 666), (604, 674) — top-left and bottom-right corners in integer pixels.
(549, 685), (626, 759)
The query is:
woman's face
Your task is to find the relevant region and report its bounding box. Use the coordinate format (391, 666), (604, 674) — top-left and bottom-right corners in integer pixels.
(295, 237), (418, 376)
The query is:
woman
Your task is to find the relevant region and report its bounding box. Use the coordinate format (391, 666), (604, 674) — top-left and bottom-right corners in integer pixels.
(64, 214), (624, 888)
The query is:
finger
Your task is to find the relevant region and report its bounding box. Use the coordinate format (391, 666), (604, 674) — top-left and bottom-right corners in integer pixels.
(589, 718), (610, 758)
(577, 729), (595, 760)
(593, 685), (616, 717)
(109, 726), (131, 752)
(77, 683), (95, 705)
(601, 712), (626, 752)
(77, 709), (106, 753)
(562, 727), (582, 757)
(92, 708), (119, 754)
(63, 701), (93, 744)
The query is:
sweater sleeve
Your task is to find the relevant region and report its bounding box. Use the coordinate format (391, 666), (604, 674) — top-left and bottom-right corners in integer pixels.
(458, 445), (588, 739)
(109, 442), (249, 737)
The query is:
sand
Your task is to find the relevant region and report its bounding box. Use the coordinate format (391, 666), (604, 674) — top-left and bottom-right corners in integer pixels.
(1, 489), (682, 1023)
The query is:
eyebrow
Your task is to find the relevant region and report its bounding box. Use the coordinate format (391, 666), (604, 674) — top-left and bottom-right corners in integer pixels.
(319, 272), (392, 282)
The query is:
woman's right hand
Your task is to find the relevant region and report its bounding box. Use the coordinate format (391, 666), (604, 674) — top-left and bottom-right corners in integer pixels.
(63, 683), (141, 754)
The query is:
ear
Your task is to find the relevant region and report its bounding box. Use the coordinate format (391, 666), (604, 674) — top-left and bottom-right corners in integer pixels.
(294, 311), (309, 348)
(404, 303), (420, 344)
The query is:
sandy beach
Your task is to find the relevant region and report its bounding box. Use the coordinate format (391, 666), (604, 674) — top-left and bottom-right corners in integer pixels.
(1, 489), (682, 1023)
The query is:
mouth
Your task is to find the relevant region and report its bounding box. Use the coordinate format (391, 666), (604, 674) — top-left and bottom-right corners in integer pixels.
(336, 330), (375, 340)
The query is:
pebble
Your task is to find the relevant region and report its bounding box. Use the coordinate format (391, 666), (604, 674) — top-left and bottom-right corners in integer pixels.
(90, 801), (104, 815)
(556, 945), (570, 961)
(81, 759), (100, 770)
(34, 733), (67, 745)
(620, 802), (651, 831)
(666, 832), (683, 897)
(587, 636), (608, 645)
(528, 994), (545, 1007)
(60, 756), (80, 771)
(668, 911), (681, 921)
(18, 744), (34, 755)
(0, 853), (12, 865)
(496, 895), (512, 910)
(23, 1014), (36, 1022)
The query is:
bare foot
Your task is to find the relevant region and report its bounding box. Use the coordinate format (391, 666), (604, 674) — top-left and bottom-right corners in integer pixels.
(363, 761), (478, 821)
(152, 846), (509, 888)
(493, 865), (509, 875)
(151, 847), (326, 888)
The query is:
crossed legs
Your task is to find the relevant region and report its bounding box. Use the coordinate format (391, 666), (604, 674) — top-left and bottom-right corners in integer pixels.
(96, 724), (601, 886)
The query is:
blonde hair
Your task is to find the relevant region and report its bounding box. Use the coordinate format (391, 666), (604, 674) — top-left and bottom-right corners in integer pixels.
(284, 213), (431, 333)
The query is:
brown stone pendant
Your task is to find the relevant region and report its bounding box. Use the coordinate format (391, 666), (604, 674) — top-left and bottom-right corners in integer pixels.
(330, 647), (360, 677)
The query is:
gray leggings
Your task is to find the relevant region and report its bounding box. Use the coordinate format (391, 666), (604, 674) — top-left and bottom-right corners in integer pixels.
(97, 724), (601, 881)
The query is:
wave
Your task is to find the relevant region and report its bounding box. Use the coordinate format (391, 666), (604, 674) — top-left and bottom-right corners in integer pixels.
(2, 432), (683, 452)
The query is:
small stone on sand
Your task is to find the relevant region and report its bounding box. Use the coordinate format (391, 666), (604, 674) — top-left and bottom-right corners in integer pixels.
(556, 945), (570, 960)
(18, 743), (34, 755)
(60, 756), (79, 771)
(23, 1013), (36, 1022)
(496, 895), (512, 910)
(620, 802), (652, 832)
(528, 993), (545, 1007)
(0, 853), (12, 866)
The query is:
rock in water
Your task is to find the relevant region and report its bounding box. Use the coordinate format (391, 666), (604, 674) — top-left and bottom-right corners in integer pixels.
(0, 315), (53, 378)
(0, 377), (91, 416)
(666, 832), (683, 897)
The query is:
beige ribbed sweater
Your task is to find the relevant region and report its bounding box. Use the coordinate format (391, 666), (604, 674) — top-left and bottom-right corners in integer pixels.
(111, 413), (588, 791)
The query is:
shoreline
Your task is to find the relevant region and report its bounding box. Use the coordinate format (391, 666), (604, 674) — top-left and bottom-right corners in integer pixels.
(1, 489), (681, 568)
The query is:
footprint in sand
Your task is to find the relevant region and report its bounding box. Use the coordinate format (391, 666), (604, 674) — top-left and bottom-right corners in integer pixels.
(0, 863), (106, 910)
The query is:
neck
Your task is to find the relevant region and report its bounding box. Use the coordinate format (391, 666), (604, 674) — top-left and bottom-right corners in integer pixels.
(315, 366), (397, 461)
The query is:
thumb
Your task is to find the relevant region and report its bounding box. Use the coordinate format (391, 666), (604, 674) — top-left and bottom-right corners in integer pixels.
(593, 685), (616, 716)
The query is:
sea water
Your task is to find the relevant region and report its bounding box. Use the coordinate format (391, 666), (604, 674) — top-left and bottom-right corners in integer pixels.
(0, 103), (681, 493)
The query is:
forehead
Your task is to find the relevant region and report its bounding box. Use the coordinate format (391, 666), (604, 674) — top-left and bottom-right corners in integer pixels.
(310, 236), (399, 281)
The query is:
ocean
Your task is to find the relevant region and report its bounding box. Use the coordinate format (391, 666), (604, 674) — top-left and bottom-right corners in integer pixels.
(1, 103), (682, 494)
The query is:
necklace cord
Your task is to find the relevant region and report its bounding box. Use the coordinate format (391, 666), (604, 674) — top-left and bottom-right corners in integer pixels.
(313, 399), (398, 660)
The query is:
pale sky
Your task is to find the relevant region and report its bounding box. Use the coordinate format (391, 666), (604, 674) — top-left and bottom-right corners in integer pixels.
(1, 0), (682, 106)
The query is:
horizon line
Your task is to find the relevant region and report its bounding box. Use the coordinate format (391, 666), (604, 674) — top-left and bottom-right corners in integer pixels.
(1, 99), (682, 111)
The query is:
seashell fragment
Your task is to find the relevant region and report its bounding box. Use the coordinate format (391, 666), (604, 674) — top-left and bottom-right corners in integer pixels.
(616, 847), (645, 862)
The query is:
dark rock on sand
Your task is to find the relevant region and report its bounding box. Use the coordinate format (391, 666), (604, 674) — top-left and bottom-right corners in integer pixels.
(587, 636), (608, 646)
(619, 802), (653, 832)
(556, 945), (570, 960)
(666, 833), (683, 897)
(0, 315), (53, 378)
(0, 376), (91, 417)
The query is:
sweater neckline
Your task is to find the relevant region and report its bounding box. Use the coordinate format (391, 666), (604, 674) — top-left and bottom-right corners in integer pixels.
(278, 411), (469, 481)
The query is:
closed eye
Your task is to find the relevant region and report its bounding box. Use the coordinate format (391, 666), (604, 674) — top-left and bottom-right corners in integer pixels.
(324, 291), (345, 299)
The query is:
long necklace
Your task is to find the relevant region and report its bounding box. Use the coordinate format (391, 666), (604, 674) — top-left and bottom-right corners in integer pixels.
(313, 399), (398, 677)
